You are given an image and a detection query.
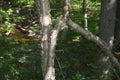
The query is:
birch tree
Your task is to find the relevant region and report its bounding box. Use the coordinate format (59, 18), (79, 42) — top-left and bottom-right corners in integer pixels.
(36, 0), (70, 80)
(36, 0), (120, 80)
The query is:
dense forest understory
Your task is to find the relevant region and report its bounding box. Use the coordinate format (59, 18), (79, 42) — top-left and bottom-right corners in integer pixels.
(0, 0), (120, 80)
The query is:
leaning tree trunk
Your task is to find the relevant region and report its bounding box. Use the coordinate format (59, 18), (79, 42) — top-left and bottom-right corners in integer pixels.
(36, 0), (120, 80)
(97, 0), (117, 80)
(36, 0), (70, 80)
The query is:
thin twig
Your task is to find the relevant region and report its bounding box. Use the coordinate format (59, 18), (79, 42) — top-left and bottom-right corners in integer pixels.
(112, 68), (120, 80)
(55, 56), (65, 80)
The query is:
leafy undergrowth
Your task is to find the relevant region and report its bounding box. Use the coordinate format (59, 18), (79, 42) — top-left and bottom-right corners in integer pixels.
(0, 0), (103, 80)
(0, 35), (42, 80)
(1, 31), (117, 80)
(55, 34), (99, 80)
(0, 31), (99, 80)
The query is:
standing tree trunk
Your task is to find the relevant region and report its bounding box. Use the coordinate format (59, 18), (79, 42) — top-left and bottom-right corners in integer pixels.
(36, 0), (55, 80)
(36, 0), (119, 79)
(97, 0), (117, 80)
(113, 0), (120, 51)
(36, 0), (70, 79)
(82, 0), (88, 30)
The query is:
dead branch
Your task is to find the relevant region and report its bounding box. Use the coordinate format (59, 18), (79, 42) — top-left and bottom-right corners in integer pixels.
(67, 19), (120, 72)
(45, 16), (63, 80)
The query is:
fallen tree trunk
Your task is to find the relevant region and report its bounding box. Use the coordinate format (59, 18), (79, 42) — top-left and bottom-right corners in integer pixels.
(67, 19), (120, 72)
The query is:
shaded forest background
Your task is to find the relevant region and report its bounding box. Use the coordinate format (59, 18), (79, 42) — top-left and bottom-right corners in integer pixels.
(0, 0), (120, 80)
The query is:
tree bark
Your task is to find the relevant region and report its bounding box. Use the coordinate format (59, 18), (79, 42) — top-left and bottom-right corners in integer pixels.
(97, 0), (117, 79)
(36, 0), (70, 79)
(36, 0), (120, 79)
(82, 0), (88, 30)
(45, 17), (63, 80)
(36, 0), (54, 79)
(67, 19), (120, 73)
(113, 0), (120, 51)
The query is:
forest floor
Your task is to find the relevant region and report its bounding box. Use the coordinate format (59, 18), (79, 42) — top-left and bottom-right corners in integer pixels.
(0, 31), (99, 80)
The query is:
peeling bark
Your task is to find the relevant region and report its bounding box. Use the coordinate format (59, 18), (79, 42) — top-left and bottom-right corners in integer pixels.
(36, 0), (52, 79)
(36, 0), (69, 79)
(46, 17), (63, 80)
(36, 0), (120, 80)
